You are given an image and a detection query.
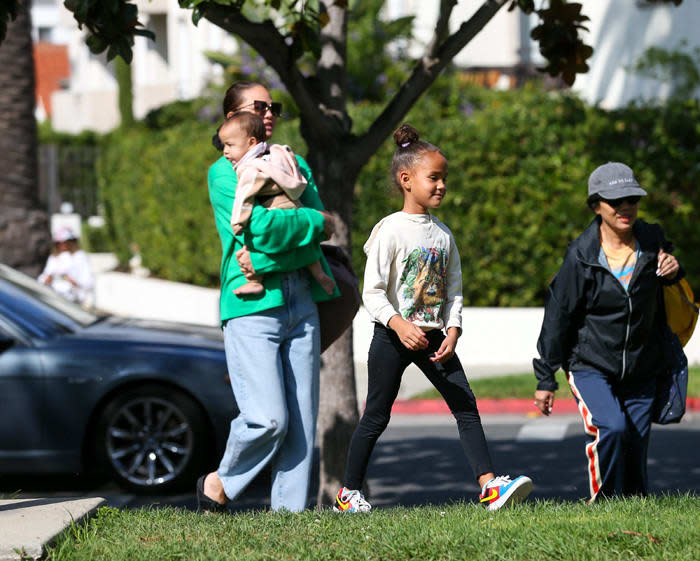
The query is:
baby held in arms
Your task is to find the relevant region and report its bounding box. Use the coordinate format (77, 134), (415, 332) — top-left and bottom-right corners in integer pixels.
(219, 111), (336, 296)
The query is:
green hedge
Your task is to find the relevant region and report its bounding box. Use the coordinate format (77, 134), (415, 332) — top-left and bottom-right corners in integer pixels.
(95, 86), (700, 305)
(351, 86), (700, 306)
(97, 122), (219, 286)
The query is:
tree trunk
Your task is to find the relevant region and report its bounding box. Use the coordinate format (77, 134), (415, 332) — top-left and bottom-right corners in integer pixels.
(317, 323), (359, 506)
(310, 145), (363, 507)
(0, 0), (50, 275)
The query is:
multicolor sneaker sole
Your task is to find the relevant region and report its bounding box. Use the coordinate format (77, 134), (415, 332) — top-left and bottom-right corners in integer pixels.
(480, 475), (533, 511)
(334, 487), (371, 513)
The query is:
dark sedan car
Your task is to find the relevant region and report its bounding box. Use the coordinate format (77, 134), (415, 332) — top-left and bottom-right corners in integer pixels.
(0, 263), (237, 492)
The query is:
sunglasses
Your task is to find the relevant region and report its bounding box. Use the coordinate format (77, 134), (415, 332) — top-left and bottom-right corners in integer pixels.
(237, 100), (282, 117)
(601, 196), (641, 208)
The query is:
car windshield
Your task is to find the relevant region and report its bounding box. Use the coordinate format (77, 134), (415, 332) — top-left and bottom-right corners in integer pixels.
(0, 264), (98, 328)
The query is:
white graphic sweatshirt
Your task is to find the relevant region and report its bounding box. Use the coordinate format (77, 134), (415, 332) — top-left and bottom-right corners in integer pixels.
(362, 212), (463, 332)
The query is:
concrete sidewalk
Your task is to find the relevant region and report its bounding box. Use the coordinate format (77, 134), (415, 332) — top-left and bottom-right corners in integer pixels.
(0, 498), (105, 561)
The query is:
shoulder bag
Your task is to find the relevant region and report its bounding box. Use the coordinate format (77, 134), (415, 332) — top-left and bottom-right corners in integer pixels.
(663, 278), (698, 347)
(653, 276), (695, 424)
(652, 323), (688, 425)
(318, 244), (361, 353)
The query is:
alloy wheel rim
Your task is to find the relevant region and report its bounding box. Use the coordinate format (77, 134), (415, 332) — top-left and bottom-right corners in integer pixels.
(106, 396), (193, 487)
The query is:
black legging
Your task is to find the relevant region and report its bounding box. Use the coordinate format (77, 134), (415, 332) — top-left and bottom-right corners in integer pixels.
(343, 323), (494, 490)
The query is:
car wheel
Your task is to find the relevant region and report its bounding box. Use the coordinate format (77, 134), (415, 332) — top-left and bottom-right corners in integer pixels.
(95, 384), (210, 493)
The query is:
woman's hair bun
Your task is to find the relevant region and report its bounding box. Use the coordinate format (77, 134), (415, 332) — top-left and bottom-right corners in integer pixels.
(212, 126), (224, 151)
(393, 124), (420, 148)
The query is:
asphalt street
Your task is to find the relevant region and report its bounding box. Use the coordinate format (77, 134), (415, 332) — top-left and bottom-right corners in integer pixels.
(1, 413), (698, 511)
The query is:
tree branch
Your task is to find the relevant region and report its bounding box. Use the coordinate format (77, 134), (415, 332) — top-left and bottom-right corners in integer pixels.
(349, 0), (508, 169)
(426, 0), (457, 57)
(201, 3), (331, 135)
(317, 1), (348, 128)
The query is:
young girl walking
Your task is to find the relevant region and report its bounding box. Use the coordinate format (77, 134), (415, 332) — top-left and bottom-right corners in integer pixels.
(335, 125), (533, 513)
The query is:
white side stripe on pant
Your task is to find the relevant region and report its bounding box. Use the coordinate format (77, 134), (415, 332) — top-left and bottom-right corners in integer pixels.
(568, 372), (602, 500)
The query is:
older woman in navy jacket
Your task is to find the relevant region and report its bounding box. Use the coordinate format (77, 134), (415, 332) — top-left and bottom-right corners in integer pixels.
(533, 162), (682, 502)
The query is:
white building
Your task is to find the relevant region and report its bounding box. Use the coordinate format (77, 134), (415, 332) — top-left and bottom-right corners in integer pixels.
(33, 0), (237, 133)
(386, 0), (700, 108)
(570, 1), (700, 108)
(35, 0), (700, 133)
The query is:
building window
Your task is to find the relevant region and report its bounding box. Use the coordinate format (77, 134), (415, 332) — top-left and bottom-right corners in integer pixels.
(38, 26), (52, 42)
(147, 14), (169, 65)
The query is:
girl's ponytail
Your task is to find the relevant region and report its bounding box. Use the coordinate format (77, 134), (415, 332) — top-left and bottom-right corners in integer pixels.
(393, 124), (420, 149)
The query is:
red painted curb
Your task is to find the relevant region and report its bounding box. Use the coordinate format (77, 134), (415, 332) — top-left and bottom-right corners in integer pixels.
(391, 397), (700, 416)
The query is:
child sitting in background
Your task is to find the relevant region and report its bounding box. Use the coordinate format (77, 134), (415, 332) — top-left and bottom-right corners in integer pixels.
(218, 112), (335, 296)
(38, 227), (94, 307)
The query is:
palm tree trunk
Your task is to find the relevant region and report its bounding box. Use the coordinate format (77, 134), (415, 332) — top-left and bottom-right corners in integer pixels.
(0, 0), (50, 275)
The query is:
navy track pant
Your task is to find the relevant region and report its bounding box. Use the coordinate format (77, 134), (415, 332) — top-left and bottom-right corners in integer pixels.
(567, 369), (656, 501)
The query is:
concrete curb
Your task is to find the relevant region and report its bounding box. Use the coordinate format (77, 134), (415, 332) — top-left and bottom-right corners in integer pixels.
(0, 497), (105, 561)
(392, 397), (700, 416)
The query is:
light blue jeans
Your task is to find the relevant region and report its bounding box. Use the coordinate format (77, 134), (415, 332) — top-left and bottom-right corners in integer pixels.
(218, 270), (320, 511)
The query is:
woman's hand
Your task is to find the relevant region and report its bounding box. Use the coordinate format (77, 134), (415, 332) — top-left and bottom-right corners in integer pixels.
(431, 328), (458, 363)
(388, 315), (428, 351)
(318, 211), (335, 238)
(534, 390), (555, 416)
(236, 246), (256, 279)
(657, 249), (679, 279)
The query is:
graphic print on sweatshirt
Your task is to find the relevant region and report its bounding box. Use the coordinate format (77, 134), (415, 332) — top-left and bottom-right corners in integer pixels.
(398, 247), (447, 323)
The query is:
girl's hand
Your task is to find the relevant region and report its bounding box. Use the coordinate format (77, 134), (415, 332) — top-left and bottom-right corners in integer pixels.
(388, 316), (428, 351)
(657, 249), (679, 279)
(534, 390), (555, 416)
(236, 246), (256, 277)
(431, 329), (458, 363)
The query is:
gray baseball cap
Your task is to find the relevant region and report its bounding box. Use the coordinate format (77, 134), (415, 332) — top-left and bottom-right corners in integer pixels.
(588, 162), (647, 200)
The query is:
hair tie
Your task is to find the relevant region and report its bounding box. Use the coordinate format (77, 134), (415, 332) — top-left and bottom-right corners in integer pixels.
(401, 142), (411, 148)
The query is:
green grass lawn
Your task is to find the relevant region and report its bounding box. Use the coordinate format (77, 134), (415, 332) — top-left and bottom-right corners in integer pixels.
(413, 367), (700, 400)
(47, 496), (699, 561)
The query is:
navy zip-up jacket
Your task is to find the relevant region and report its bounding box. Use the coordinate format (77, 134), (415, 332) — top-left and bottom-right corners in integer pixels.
(534, 216), (684, 391)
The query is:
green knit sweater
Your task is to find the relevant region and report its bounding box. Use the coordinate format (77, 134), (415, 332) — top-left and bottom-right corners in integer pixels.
(208, 154), (339, 323)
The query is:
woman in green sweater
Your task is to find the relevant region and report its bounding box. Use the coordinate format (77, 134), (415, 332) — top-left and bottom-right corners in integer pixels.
(197, 81), (339, 512)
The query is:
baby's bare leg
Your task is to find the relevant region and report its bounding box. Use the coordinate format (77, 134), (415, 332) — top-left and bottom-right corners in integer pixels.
(308, 261), (336, 295)
(233, 274), (265, 296)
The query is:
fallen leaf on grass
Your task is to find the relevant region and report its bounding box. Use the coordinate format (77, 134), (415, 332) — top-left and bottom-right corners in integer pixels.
(608, 530), (661, 544)
(139, 536), (161, 542)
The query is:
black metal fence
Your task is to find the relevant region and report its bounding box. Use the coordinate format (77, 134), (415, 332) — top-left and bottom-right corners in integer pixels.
(38, 144), (101, 218)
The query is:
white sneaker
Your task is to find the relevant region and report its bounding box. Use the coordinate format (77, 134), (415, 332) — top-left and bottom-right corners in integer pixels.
(334, 487), (372, 513)
(479, 475), (533, 511)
